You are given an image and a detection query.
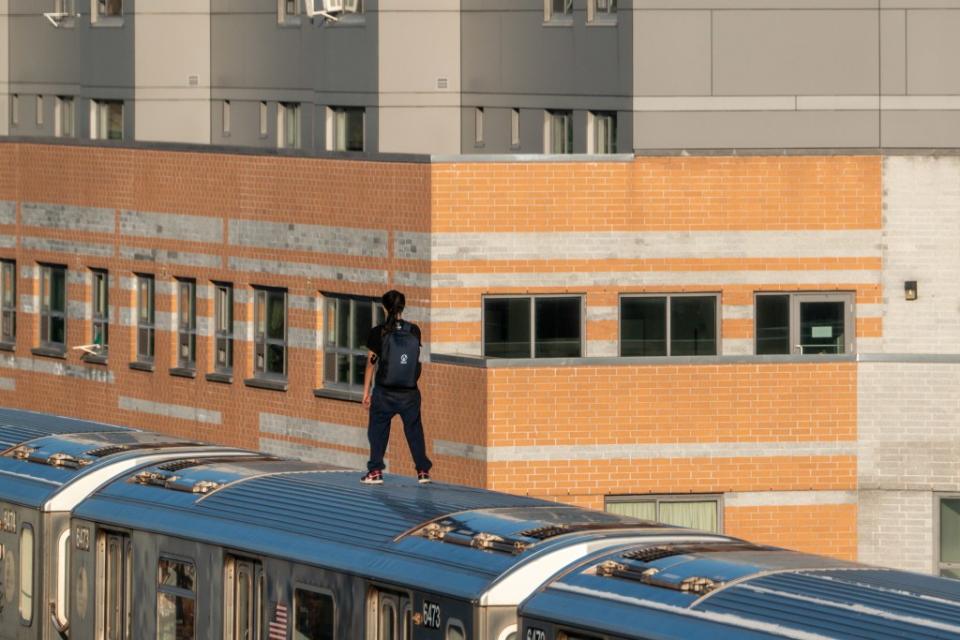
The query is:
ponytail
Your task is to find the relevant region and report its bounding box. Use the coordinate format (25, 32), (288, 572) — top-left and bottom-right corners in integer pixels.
(381, 290), (406, 335)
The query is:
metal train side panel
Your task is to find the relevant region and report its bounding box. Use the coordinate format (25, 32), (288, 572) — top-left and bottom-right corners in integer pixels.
(0, 501), (41, 640)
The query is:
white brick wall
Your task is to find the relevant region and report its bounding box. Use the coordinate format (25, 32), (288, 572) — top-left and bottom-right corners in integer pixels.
(858, 490), (934, 574)
(882, 157), (960, 354)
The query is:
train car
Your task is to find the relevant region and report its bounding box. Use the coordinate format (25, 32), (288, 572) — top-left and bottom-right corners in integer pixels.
(0, 412), (257, 640)
(68, 460), (724, 640)
(518, 540), (960, 640)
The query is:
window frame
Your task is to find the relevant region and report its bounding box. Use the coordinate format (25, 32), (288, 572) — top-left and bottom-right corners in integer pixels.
(474, 107), (484, 147)
(278, 102), (301, 149)
(588, 110), (617, 154)
(0, 260), (16, 346)
(222, 100), (231, 137)
(544, 0), (574, 23)
(55, 96), (75, 138)
(96, 530), (133, 640)
(11, 94), (19, 127)
(587, 0), (617, 23)
(253, 287), (288, 381)
(322, 294), (384, 395)
(482, 294), (585, 359)
(92, 0), (124, 27)
(328, 106), (366, 152)
(176, 278), (197, 371)
(135, 274), (156, 365)
(619, 293), (721, 358)
(91, 99), (124, 141)
(35, 95), (44, 128)
(545, 109), (573, 154)
(259, 101), (269, 138)
(213, 282), (234, 376)
(277, 0), (301, 25)
(19, 523), (34, 627)
(293, 584), (337, 640)
(510, 108), (521, 149)
(224, 556), (263, 640)
(157, 555), (198, 640)
(39, 263), (67, 353)
(754, 291), (856, 356)
(936, 494), (960, 579)
(91, 268), (109, 356)
(605, 494), (724, 533)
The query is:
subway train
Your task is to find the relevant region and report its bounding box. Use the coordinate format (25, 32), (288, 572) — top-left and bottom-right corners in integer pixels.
(0, 408), (958, 640)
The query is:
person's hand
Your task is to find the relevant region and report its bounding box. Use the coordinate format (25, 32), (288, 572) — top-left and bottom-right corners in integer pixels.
(362, 392), (371, 408)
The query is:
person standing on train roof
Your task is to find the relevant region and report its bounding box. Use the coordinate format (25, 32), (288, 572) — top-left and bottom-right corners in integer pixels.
(361, 290), (433, 485)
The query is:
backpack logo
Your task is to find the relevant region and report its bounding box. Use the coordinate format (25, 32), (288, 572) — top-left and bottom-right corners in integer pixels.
(400, 354), (409, 365)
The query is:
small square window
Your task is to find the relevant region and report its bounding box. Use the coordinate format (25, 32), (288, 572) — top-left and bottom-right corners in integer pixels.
(328, 106), (365, 152)
(92, 0), (123, 24)
(484, 296), (582, 359)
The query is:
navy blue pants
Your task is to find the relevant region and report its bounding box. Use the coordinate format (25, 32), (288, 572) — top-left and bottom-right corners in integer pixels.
(367, 386), (432, 473)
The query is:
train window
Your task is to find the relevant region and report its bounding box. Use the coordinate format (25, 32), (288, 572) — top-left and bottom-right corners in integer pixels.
(157, 557), (197, 640)
(225, 557), (263, 640)
(379, 600), (397, 640)
(99, 531), (133, 638)
(293, 587), (334, 640)
(402, 603), (412, 640)
(54, 529), (71, 632)
(446, 620), (466, 640)
(18, 524), (33, 626)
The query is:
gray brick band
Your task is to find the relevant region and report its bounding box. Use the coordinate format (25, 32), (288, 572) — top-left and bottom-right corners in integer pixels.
(21, 203), (115, 234)
(119, 395), (222, 425)
(229, 219), (387, 258)
(121, 211), (223, 244)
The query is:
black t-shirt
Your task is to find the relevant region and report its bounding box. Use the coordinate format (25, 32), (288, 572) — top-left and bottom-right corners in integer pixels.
(367, 322), (423, 385)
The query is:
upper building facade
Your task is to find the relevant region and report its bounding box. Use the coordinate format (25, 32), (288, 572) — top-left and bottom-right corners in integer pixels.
(4, 1), (960, 154)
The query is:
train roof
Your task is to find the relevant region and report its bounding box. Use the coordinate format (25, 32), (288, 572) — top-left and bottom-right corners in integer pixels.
(521, 541), (960, 639)
(0, 407), (129, 450)
(0, 429), (252, 509)
(76, 463), (727, 603)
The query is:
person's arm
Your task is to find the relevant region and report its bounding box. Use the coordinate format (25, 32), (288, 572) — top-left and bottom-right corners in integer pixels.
(362, 350), (376, 408)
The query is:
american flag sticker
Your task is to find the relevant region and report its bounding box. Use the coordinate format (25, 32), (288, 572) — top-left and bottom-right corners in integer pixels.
(269, 601), (289, 640)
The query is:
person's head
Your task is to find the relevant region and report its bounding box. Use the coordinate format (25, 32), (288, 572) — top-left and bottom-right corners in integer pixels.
(382, 290), (406, 326)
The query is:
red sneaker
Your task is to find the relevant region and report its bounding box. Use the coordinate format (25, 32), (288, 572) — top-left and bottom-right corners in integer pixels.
(361, 470), (383, 485)
(417, 470), (432, 484)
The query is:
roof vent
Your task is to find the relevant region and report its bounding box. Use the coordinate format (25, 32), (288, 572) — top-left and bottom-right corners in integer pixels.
(622, 542), (773, 564)
(411, 521), (529, 555)
(8, 446), (93, 469)
(597, 561), (720, 596)
(518, 521), (661, 541)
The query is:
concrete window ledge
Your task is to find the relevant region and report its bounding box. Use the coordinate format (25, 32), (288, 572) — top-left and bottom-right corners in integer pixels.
(169, 367), (197, 379)
(313, 387), (362, 403)
(0, 342), (15, 353)
(81, 353), (108, 366)
(31, 347), (66, 360)
(129, 361), (155, 373)
(244, 377), (288, 392)
(205, 372), (233, 385)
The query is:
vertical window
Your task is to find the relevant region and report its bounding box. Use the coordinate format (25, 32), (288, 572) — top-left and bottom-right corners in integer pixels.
(55, 96), (75, 138)
(328, 107), (365, 152)
(136, 275), (155, 364)
(293, 588), (334, 640)
(91, 100), (123, 140)
(278, 0), (300, 23)
(96, 0), (123, 17)
(11, 94), (19, 126)
(91, 269), (109, 354)
(484, 296), (582, 359)
(323, 295), (384, 394)
(254, 287), (287, 379)
(546, 110), (573, 154)
(157, 558), (196, 640)
(214, 283), (234, 375)
(98, 532), (132, 640)
(39, 264), (67, 352)
(19, 524), (33, 626)
(36, 95), (44, 127)
(545, 0), (573, 21)
(939, 497), (960, 579)
(587, 0), (617, 22)
(1, 261), (15, 345)
(177, 279), (197, 370)
(225, 557), (262, 640)
(222, 100), (231, 136)
(590, 111), (617, 154)
(259, 102), (269, 138)
(620, 294), (718, 357)
(606, 495), (722, 533)
(474, 107), (484, 146)
(279, 102), (301, 149)
(755, 292), (855, 355)
(511, 109), (520, 148)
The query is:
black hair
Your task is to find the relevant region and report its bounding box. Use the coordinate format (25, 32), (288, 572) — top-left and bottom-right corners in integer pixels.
(381, 290), (406, 333)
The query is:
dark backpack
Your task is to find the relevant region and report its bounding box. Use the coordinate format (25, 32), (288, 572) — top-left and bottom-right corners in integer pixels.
(378, 321), (420, 389)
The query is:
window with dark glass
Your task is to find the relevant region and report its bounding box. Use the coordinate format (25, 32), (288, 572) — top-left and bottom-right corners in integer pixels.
(214, 283), (234, 374)
(1, 260), (15, 344)
(323, 295), (384, 394)
(621, 295), (718, 357)
(176, 279), (197, 369)
(157, 558), (196, 640)
(225, 557), (262, 640)
(755, 292), (854, 355)
(92, 269), (109, 354)
(136, 275), (155, 363)
(254, 287), (287, 379)
(97, 0), (122, 17)
(588, 0), (616, 21)
(591, 111), (617, 154)
(92, 100), (123, 140)
(547, 110), (573, 154)
(293, 588), (334, 640)
(39, 264), (66, 351)
(547, 0), (573, 20)
(939, 497), (960, 579)
(484, 296), (581, 359)
(279, 102), (301, 149)
(330, 107), (365, 152)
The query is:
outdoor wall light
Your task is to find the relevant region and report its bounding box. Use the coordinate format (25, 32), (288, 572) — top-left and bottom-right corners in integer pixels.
(904, 281), (918, 301)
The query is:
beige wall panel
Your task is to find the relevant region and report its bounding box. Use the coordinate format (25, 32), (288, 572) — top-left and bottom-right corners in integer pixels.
(379, 9), (461, 95)
(880, 10), (906, 95)
(634, 10), (712, 97)
(135, 6), (210, 143)
(634, 110), (880, 149)
(906, 10), (960, 94)
(379, 106), (460, 154)
(882, 111), (960, 147)
(713, 10), (879, 96)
